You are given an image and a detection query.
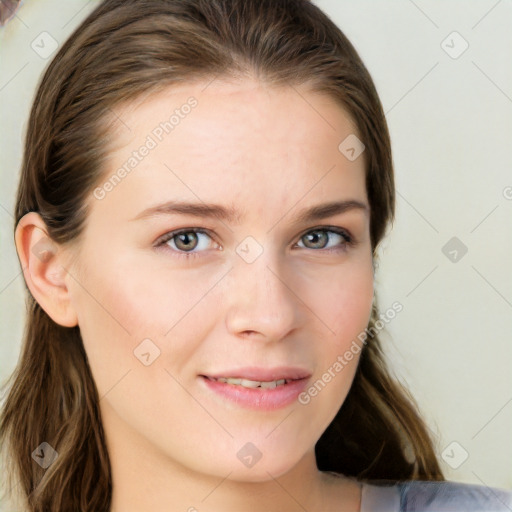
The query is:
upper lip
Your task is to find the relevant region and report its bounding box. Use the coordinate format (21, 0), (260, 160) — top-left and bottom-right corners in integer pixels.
(202, 366), (311, 382)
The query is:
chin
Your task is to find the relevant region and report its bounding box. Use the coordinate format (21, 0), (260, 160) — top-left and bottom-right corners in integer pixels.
(232, 443), (309, 482)
(181, 444), (306, 484)
(224, 459), (299, 483)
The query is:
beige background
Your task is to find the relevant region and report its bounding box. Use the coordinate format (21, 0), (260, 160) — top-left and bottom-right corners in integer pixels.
(1, 0), (511, 505)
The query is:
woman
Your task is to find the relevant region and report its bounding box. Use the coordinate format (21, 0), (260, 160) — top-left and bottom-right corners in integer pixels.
(1, 0), (511, 510)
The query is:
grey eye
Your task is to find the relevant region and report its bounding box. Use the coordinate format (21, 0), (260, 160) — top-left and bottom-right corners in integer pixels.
(298, 229), (349, 250)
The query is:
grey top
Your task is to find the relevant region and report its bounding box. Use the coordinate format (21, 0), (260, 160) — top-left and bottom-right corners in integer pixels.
(360, 480), (512, 511)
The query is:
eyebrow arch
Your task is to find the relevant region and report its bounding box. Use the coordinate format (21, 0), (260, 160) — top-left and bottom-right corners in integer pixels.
(131, 199), (368, 224)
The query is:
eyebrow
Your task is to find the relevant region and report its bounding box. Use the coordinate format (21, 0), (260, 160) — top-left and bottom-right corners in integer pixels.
(131, 199), (368, 224)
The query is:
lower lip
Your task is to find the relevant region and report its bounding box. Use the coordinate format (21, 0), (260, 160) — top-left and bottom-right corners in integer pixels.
(200, 376), (309, 411)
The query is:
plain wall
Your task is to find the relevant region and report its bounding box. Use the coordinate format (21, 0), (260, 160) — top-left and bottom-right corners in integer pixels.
(1, 0), (511, 506)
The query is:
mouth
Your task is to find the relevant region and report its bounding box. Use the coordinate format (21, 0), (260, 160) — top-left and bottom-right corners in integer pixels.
(202, 376), (298, 389)
(199, 367), (311, 410)
(200, 366), (311, 388)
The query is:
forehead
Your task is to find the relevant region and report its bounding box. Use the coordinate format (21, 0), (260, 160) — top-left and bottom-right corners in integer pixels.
(109, 78), (360, 145)
(90, 78), (367, 223)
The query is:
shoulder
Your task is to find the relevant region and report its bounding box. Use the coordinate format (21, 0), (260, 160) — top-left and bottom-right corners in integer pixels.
(360, 480), (512, 512)
(397, 480), (512, 511)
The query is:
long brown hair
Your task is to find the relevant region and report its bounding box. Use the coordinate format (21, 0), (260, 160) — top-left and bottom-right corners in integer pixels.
(1, 0), (443, 510)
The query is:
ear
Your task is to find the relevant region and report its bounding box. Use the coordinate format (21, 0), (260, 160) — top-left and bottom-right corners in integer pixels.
(15, 212), (78, 327)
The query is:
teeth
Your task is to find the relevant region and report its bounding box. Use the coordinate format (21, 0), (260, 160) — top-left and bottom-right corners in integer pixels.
(240, 379), (262, 388)
(216, 377), (288, 389)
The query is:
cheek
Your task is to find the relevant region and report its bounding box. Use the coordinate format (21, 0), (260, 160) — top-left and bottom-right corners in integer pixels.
(70, 253), (224, 396)
(302, 257), (373, 402)
(311, 258), (374, 349)
(299, 263), (373, 427)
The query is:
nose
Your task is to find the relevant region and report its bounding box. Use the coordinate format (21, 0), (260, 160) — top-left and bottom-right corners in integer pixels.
(224, 248), (305, 343)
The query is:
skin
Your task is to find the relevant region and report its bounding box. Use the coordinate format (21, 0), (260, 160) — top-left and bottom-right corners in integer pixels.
(16, 78), (374, 512)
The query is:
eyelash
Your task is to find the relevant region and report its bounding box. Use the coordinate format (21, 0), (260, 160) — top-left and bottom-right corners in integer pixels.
(154, 226), (355, 260)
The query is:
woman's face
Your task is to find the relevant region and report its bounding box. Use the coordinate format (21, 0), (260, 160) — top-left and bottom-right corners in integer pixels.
(67, 78), (374, 481)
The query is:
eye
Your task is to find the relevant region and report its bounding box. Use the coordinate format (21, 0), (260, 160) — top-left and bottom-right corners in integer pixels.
(295, 227), (354, 252)
(155, 226), (355, 260)
(155, 228), (219, 259)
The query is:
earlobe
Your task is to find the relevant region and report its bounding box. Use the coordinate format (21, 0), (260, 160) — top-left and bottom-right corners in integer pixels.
(14, 212), (78, 327)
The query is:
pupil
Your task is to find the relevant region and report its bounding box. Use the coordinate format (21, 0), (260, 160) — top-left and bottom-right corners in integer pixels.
(177, 232), (196, 250)
(307, 231), (326, 248)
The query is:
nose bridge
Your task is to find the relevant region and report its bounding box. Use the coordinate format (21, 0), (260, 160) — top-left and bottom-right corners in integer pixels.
(224, 239), (302, 340)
